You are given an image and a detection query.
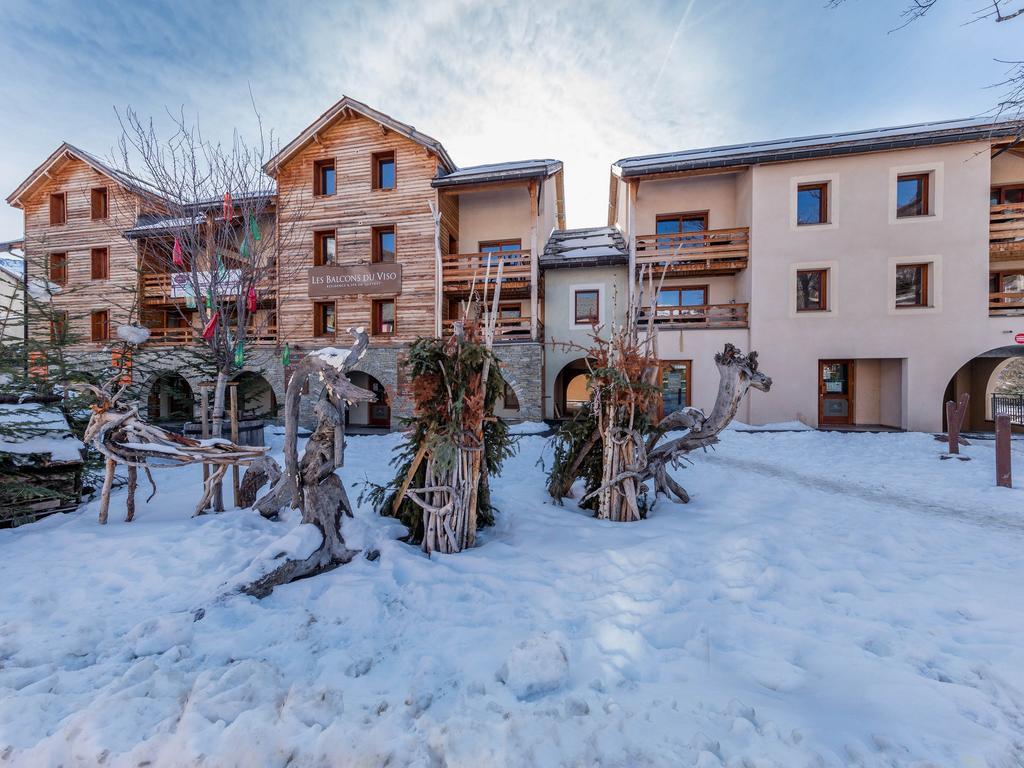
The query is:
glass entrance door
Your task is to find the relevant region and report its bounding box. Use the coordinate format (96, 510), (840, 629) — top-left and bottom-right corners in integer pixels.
(819, 360), (854, 425)
(660, 361), (692, 417)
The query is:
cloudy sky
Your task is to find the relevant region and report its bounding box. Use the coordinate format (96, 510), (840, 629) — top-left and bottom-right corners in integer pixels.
(0, 0), (1019, 237)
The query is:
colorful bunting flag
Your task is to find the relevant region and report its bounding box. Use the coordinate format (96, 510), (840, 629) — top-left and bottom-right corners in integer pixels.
(202, 311), (220, 340)
(172, 238), (185, 269)
(185, 294), (196, 310)
(206, 291), (214, 311)
(247, 286), (257, 312)
(222, 192), (233, 220)
(249, 214), (261, 241)
(240, 238), (249, 259)
(281, 342), (291, 367)
(234, 341), (245, 367)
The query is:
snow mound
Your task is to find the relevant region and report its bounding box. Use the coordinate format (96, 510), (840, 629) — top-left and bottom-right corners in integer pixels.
(508, 420), (549, 435)
(497, 633), (569, 700)
(727, 419), (813, 431)
(116, 324), (151, 345)
(125, 613), (194, 656)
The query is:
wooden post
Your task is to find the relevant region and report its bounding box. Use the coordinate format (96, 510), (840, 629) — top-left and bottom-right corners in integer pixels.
(529, 180), (539, 342)
(229, 381), (240, 507)
(125, 465), (137, 522)
(199, 383), (210, 509)
(946, 392), (969, 454)
(996, 414), (1012, 488)
(430, 199), (443, 338)
(627, 180), (638, 303)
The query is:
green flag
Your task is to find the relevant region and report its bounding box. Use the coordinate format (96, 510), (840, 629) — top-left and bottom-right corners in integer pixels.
(249, 214), (261, 241)
(281, 342), (291, 367)
(234, 341), (245, 367)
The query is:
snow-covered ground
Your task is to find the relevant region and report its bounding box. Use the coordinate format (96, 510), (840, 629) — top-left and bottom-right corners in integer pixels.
(2, 429), (1024, 767)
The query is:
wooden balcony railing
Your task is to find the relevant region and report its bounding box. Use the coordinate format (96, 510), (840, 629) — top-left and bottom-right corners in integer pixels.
(990, 203), (1024, 261)
(638, 303), (749, 329)
(146, 326), (278, 345)
(635, 228), (749, 275)
(990, 292), (1024, 315)
(442, 316), (536, 341)
(441, 250), (532, 293)
(141, 271), (277, 303)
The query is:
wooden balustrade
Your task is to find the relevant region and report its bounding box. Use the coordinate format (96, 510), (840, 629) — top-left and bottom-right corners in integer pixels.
(989, 292), (1024, 315)
(635, 228), (749, 275)
(441, 316), (536, 341)
(638, 303), (749, 329)
(141, 271), (277, 303)
(145, 326), (278, 345)
(441, 250), (532, 292)
(990, 203), (1024, 261)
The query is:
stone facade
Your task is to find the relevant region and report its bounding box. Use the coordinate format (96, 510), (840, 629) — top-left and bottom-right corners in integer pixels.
(493, 341), (544, 421)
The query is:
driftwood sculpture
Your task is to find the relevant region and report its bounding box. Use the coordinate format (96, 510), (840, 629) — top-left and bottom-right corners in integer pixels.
(547, 274), (771, 518)
(240, 328), (375, 597)
(78, 378), (269, 523)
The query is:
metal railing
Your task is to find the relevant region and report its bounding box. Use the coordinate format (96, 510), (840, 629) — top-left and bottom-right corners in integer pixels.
(992, 393), (1024, 425)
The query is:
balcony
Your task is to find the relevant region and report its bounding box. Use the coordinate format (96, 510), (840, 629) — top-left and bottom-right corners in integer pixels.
(146, 325), (278, 346)
(635, 228), (750, 276)
(990, 203), (1024, 262)
(990, 292), (1024, 317)
(638, 303), (749, 329)
(441, 250), (532, 294)
(442, 316), (536, 342)
(141, 271), (277, 305)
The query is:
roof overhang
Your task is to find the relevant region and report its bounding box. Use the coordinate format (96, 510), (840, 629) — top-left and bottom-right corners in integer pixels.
(432, 161), (562, 190)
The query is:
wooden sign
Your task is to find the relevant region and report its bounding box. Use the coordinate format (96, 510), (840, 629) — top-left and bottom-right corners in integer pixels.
(308, 265), (402, 297)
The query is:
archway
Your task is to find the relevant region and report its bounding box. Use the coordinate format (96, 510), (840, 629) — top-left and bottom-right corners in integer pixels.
(943, 345), (1024, 432)
(553, 358), (595, 418)
(146, 373), (194, 423)
(344, 371), (391, 428)
(231, 371), (278, 419)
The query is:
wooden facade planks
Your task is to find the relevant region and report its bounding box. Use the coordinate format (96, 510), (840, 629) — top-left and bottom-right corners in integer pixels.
(274, 114), (445, 348)
(21, 157), (144, 348)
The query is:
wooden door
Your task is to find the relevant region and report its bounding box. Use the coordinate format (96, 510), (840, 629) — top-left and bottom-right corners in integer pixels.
(819, 360), (854, 425)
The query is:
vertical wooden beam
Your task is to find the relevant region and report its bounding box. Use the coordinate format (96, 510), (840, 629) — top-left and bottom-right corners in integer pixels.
(627, 180), (638, 303)
(530, 180), (539, 341)
(430, 198), (443, 337)
(229, 381), (240, 507)
(996, 414), (1012, 488)
(199, 384), (210, 503)
(945, 392), (969, 454)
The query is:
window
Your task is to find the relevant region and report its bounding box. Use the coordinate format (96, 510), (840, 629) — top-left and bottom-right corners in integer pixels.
(90, 310), (109, 342)
(503, 382), (520, 411)
(49, 193), (66, 225)
(797, 182), (828, 226)
(796, 269), (828, 312)
(314, 159), (336, 196)
(655, 212), (708, 249)
(373, 225), (396, 263)
(480, 239), (523, 268)
(574, 289), (599, 325)
(373, 151), (396, 190)
(49, 252), (67, 284)
(895, 263), (928, 307)
(91, 247), (109, 280)
(91, 187), (108, 220)
(373, 299), (395, 335)
(313, 301), (336, 336)
(50, 310), (68, 344)
(992, 185), (1024, 206)
(896, 173), (929, 218)
(658, 286), (708, 308)
(498, 303), (522, 319)
(314, 230), (336, 266)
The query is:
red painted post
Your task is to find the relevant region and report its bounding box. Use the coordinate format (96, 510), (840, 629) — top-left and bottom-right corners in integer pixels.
(996, 414), (1012, 488)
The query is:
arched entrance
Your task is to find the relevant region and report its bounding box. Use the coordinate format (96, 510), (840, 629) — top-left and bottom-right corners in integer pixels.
(943, 345), (1024, 431)
(231, 371), (278, 419)
(147, 373), (194, 423)
(344, 371), (391, 428)
(553, 358), (594, 418)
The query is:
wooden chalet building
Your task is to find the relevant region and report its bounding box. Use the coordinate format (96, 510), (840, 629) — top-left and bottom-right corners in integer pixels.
(7, 97), (564, 427)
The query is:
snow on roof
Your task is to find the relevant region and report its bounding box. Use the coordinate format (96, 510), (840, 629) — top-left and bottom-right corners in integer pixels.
(615, 116), (1024, 177)
(433, 159), (562, 188)
(0, 403), (84, 464)
(541, 227), (628, 269)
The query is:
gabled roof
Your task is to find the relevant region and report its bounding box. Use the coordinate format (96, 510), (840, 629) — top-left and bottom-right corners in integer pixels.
(614, 116), (1024, 178)
(264, 95), (456, 176)
(432, 159), (562, 189)
(541, 226), (628, 270)
(6, 142), (166, 208)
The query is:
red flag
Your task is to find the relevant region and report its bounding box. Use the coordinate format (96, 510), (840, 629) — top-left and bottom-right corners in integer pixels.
(247, 286), (257, 312)
(201, 311), (220, 340)
(172, 238), (184, 268)
(222, 192), (233, 220)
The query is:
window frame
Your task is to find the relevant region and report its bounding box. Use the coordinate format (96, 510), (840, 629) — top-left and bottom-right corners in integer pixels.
(796, 268), (828, 312)
(796, 182), (829, 226)
(895, 262), (929, 308)
(313, 159), (336, 197)
(896, 173), (930, 218)
(49, 252), (67, 285)
(658, 360), (693, 418)
(573, 288), (600, 325)
(90, 187), (109, 220)
(991, 184), (1024, 206)
(372, 151), (396, 191)
(313, 300), (336, 337)
(90, 309), (109, 342)
(657, 284), (709, 309)
(49, 193), (66, 225)
(90, 246), (109, 280)
(372, 298), (396, 336)
(372, 224), (396, 263)
(655, 211), (709, 232)
(314, 229), (336, 266)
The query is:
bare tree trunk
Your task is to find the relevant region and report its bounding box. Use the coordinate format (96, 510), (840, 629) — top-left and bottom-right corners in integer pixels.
(98, 458), (115, 525)
(125, 465), (137, 522)
(211, 369), (228, 511)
